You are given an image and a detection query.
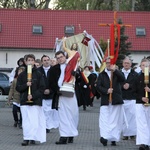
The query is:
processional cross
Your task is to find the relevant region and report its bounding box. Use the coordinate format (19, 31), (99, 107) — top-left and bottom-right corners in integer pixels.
(98, 11), (132, 102)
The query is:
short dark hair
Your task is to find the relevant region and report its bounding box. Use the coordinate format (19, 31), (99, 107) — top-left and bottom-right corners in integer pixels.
(41, 55), (50, 61)
(55, 51), (65, 58)
(17, 57), (24, 66)
(25, 54), (35, 61)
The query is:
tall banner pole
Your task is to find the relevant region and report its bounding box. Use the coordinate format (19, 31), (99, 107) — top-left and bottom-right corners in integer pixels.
(99, 11), (132, 103)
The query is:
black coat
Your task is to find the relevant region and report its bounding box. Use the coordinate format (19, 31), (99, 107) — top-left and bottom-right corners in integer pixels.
(49, 64), (61, 110)
(121, 69), (138, 100)
(75, 70), (91, 107)
(133, 72), (150, 104)
(96, 69), (125, 106)
(88, 73), (100, 98)
(16, 67), (45, 106)
(38, 66), (54, 99)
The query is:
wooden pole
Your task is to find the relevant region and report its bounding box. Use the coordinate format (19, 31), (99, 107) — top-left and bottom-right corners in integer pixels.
(99, 11), (132, 103)
(109, 71), (113, 103)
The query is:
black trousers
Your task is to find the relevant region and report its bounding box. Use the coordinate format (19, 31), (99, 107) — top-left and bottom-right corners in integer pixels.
(12, 104), (22, 124)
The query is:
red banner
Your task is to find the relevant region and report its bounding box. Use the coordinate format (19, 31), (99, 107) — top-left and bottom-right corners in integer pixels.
(110, 24), (121, 65)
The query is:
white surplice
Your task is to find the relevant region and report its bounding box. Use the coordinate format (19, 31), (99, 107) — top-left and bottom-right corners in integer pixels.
(99, 104), (124, 142)
(57, 62), (79, 137)
(136, 104), (150, 146)
(21, 105), (46, 143)
(122, 100), (136, 136)
(58, 94), (79, 137)
(42, 99), (59, 129)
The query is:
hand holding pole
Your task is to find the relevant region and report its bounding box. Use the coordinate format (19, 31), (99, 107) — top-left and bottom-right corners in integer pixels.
(27, 64), (33, 103)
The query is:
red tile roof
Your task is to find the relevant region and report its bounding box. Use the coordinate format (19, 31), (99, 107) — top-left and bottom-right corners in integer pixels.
(0, 9), (150, 51)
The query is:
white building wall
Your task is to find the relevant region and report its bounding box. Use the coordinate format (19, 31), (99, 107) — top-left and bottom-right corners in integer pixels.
(130, 51), (150, 67)
(0, 49), (55, 69)
(0, 49), (150, 72)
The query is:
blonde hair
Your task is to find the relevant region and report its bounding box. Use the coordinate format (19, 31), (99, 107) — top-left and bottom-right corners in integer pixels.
(140, 58), (150, 64)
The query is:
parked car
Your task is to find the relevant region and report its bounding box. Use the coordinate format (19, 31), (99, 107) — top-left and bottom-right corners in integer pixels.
(0, 72), (10, 95)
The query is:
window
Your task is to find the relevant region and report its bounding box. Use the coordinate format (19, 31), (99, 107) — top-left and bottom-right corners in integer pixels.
(136, 27), (146, 36)
(0, 74), (7, 81)
(64, 25), (75, 36)
(32, 25), (43, 34)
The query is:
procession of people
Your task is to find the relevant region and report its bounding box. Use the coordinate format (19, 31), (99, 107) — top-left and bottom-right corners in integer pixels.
(5, 35), (150, 150)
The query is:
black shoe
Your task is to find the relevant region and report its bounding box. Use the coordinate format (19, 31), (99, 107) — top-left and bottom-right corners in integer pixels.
(21, 140), (29, 146)
(14, 121), (18, 127)
(130, 136), (135, 140)
(46, 129), (50, 133)
(122, 136), (128, 140)
(30, 140), (35, 144)
(111, 141), (116, 146)
(145, 145), (150, 150)
(83, 106), (86, 111)
(100, 137), (107, 146)
(139, 144), (147, 150)
(55, 137), (67, 144)
(90, 103), (93, 107)
(68, 137), (74, 143)
(18, 124), (22, 129)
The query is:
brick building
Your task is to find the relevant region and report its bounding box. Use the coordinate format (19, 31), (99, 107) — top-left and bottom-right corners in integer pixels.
(0, 9), (150, 71)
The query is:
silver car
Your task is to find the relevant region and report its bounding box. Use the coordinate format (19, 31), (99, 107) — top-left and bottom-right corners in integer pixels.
(0, 72), (10, 95)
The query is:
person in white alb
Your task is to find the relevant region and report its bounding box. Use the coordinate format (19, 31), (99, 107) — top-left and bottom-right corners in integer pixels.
(38, 55), (59, 133)
(121, 57), (138, 140)
(96, 57), (125, 147)
(49, 49), (79, 144)
(134, 58), (150, 150)
(16, 54), (46, 146)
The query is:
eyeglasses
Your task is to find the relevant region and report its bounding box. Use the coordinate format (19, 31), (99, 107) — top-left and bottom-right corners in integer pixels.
(56, 55), (64, 60)
(106, 62), (110, 64)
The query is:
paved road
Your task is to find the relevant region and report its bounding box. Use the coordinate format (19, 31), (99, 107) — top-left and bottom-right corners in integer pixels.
(0, 100), (138, 150)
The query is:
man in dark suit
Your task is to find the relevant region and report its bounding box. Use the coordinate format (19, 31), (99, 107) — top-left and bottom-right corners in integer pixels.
(133, 58), (150, 150)
(121, 57), (138, 140)
(38, 55), (59, 133)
